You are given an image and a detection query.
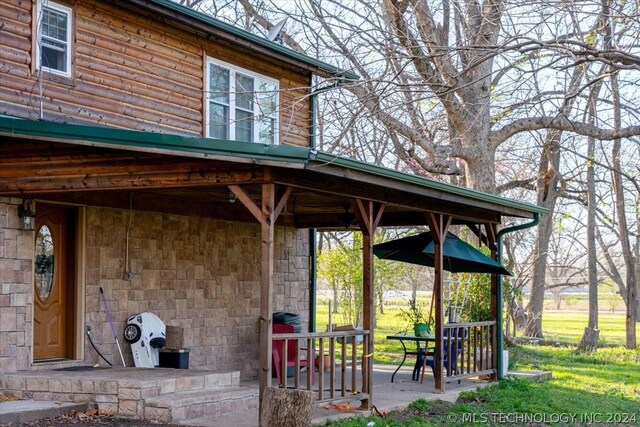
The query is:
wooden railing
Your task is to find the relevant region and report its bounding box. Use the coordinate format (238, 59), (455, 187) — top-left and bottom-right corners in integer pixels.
(442, 320), (496, 380)
(271, 329), (369, 404)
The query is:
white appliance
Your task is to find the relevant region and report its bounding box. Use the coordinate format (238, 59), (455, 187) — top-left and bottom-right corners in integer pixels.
(123, 312), (166, 368)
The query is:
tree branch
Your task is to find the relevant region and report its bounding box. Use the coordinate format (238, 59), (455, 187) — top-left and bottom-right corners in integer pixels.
(490, 116), (640, 147)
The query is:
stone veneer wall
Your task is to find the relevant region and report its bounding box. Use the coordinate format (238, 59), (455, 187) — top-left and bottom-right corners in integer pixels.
(0, 198), (34, 374)
(84, 207), (310, 378)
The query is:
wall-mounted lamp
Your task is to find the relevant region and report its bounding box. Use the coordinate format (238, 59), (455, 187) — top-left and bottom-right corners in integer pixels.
(225, 187), (237, 204)
(18, 199), (35, 231)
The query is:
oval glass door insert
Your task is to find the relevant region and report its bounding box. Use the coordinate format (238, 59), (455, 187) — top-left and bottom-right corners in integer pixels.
(35, 225), (55, 303)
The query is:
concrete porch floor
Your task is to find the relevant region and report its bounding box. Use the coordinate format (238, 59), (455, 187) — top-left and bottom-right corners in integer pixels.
(185, 364), (491, 426)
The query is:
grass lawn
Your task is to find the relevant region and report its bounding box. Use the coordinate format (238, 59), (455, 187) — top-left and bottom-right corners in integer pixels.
(321, 345), (640, 426)
(542, 311), (631, 346)
(316, 294), (638, 425)
(315, 296), (635, 364)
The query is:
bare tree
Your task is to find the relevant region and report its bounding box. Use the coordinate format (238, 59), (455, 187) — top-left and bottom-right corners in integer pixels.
(184, 0), (640, 347)
(579, 71), (604, 351)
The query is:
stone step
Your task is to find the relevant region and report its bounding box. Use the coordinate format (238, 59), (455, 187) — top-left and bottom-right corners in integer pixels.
(144, 386), (259, 423)
(1, 369), (241, 420)
(154, 370), (240, 395)
(0, 400), (89, 425)
(1, 370), (238, 396)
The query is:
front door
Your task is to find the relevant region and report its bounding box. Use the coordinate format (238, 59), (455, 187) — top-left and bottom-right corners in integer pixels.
(33, 204), (76, 360)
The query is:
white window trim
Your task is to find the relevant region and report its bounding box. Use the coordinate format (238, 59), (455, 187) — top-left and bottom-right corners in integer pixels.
(36, 0), (73, 78)
(205, 57), (279, 145)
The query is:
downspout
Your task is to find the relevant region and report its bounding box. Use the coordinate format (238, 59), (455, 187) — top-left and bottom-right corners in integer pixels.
(309, 229), (317, 333)
(496, 213), (540, 379)
(308, 77), (348, 332)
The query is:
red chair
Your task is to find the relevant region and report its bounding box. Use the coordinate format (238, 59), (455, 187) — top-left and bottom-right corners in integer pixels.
(272, 323), (314, 387)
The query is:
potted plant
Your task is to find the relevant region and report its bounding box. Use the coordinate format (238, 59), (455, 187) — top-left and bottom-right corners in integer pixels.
(398, 298), (431, 337)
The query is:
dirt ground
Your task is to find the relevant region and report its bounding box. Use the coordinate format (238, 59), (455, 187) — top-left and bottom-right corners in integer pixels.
(5, 408), (183, 427)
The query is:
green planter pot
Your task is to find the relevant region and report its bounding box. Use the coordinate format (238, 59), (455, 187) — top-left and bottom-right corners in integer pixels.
(414, 323), (430, 337)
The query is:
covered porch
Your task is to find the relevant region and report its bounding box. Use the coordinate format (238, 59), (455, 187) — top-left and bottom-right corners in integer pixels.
(0, 117), (545, 424)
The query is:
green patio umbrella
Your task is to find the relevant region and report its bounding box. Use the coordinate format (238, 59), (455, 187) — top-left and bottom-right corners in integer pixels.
(373, 232), (511, 275)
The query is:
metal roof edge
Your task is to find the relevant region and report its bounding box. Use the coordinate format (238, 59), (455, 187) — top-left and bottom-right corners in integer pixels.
(137, 0), (359, 81)
(0, 117), (310, 163)
(311, 152), (549, 216)
(0, 117), (548, 216)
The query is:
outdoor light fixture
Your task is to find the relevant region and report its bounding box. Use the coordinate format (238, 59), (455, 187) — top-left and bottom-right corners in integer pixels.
(18, 199), (35, 231)
(225, 187), (237, 203)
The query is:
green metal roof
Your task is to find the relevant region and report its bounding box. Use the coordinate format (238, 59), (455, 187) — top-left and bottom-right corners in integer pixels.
(0, 116), (547, 216)
(0, 116), (310, 163)
(135, 0), (359, 81)
(312, 153), (549, 215)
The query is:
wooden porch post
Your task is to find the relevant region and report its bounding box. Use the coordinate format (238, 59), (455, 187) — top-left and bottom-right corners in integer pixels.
(228, 180), (292, 426)
(353, 199), (384, 409)
(259, 183), (275, 420)
(426, 213), (451, 393)
(486, 223), (499, 380)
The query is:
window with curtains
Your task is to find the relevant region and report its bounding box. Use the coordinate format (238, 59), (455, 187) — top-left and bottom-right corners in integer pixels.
(206, 58), (279, 144)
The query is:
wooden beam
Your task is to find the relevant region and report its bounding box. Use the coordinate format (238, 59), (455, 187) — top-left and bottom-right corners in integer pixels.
(292, 211), (476, 229)
(353, 200), (384, 409)
(258, 183), (275, 426)
(354, 199), (372, 236)
(465, 223), (490, 248)
(0, 141), (266, 194)
(274, 168), (531, 220)
(426, 212), (451, 393)
(273, 186), (293, 220)
(273, 169), (506, 223)
(229, 185), (265, 226)
(229, 184), (292, 226)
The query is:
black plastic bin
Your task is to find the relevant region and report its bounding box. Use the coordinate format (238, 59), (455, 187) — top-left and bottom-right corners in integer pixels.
(272, 312), (301, 333)
(159, 348), (190, 369)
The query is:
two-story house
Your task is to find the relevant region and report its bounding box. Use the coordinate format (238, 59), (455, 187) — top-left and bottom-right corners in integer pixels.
(0, 0), (545, 424)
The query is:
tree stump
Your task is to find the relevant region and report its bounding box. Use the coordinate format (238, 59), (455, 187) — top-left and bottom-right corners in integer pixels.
(260, 387), (315, 427)
(578, 327), (599, 352)
(165, 325), (184, 349)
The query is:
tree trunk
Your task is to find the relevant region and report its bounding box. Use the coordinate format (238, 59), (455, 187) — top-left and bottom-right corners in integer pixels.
(579, 74), (601, 352)
(610, 55), (637, 349)
(524, 134), (563, 338)
(613, 139), (638, 350)
(331, 279), (339, 314)
(525, 213), (551, 338)
(260, 387), (315, 427)
(461, 123), (496, 193)
(525, 65), (584, 338)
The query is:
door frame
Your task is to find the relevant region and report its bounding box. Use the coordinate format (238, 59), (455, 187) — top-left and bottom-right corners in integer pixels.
(31, 201), (86, 364)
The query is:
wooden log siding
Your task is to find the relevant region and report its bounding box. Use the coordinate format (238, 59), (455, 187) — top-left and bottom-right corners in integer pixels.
(0, 0), (312, 147)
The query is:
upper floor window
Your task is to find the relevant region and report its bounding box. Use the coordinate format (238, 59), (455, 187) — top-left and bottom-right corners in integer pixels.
(206, 59), (279, 144)
(37, 1), (72, 77)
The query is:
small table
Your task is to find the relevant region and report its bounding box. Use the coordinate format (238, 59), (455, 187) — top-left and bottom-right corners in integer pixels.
(386, 334), (436, 383)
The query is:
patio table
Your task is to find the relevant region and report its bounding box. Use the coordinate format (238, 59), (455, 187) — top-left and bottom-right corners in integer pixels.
(386, 334), (436, 383)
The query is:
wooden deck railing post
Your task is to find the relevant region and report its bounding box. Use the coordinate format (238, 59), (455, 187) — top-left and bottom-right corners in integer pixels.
(270, 329), (368, 405)
(426, 213), (451, 392)
(259, 183), (275, 423)
(486, 223), (499, 380)
(353, 199), (384, 409)
(228, 179), (293, 427)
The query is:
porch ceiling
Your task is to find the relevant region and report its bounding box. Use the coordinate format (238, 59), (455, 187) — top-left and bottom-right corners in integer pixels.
(0, 118), (547, 229)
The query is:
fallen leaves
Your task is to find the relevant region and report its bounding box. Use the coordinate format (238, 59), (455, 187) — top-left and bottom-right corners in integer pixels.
(323, 402), (353, 411)
(75, 408), (114, 420)
(0, 393), (19, 402)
